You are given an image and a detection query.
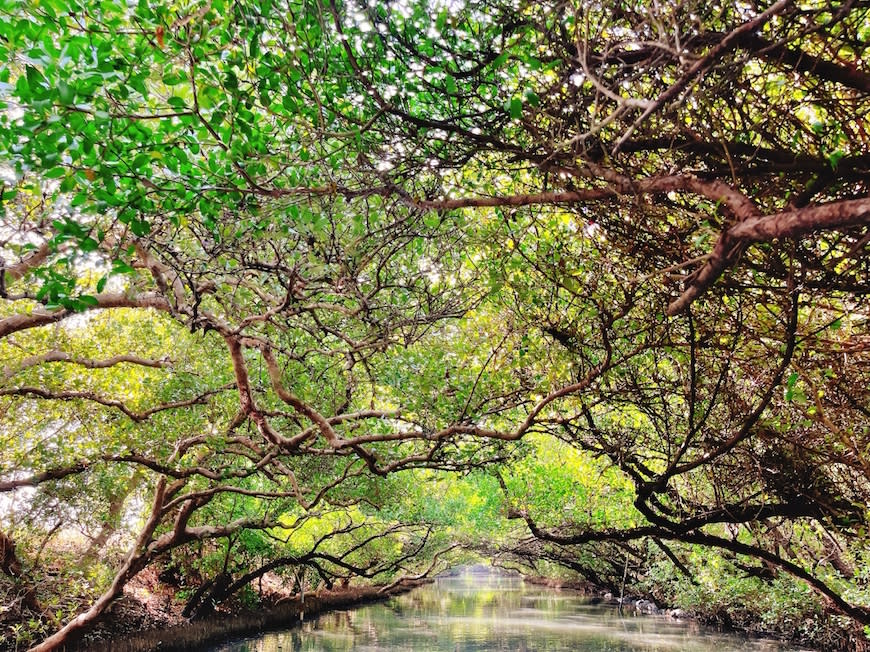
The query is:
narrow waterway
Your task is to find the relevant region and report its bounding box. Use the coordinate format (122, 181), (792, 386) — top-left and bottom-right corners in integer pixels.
(211, 569), (806, 652)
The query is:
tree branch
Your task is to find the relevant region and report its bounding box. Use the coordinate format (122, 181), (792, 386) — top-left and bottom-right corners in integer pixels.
(2, 351), (170, 380)
(0, 384), (232, 422)
(0, 293), (171, 340)
(668, 197), (870, 315)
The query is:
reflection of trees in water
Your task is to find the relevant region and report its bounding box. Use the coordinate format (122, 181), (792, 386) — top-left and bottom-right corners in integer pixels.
(236, 576), (783, 651)
(227, 578), (780, 652)
(323, 610), (351, 629)
(388, 601), (405, 617)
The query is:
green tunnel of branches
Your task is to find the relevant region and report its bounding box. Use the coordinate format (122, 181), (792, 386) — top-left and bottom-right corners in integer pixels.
(1, 0), (870, 650)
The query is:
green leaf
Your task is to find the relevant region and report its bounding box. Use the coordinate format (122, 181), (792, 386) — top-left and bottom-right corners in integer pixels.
(79, 237), (99, 252)
(25, 65), (46, 94)
(69, 192), (90, 208)
(59, 175), (76, 192)
(282, 92), (297, 112)
(132, 153), (151, 170)
(492, 52), (509, 69)
(162, 72), (185, 86)
(57, 79), (75, 105)
(131, 219), (151, 236)
(111, 259), (136, 274)
(436, 9), (448, 31)
(509, 97), (522, 120)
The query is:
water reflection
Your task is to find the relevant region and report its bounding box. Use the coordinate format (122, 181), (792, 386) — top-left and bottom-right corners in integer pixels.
(210, 570), (805, 652)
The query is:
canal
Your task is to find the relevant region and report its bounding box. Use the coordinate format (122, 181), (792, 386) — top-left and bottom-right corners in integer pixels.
(211, 569), (806, 651)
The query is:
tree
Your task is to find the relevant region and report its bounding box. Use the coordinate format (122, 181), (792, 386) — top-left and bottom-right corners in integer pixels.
(1, 0), (870, 649)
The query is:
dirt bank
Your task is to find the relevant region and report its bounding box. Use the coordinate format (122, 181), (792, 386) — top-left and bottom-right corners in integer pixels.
(74, 579), (430, 652)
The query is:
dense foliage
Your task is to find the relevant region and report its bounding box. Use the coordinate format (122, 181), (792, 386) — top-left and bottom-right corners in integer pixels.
(1, 0), (869, 649)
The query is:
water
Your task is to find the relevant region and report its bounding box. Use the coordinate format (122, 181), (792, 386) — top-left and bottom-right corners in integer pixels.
(211, 569), (806, 652)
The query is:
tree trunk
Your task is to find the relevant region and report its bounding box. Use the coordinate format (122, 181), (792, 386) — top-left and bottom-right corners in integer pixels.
(82, 470), (144, 562)
(27, 549), (151, 652)
(27, 478), (168, 652)
(187, 572), (232, 620)
(0, 529), (22, 577)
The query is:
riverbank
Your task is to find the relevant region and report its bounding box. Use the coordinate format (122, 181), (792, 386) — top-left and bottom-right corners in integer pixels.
(523, 575), (682, 617)
(74, 579), (430, 652)
(520, 572), (866, 652)
(13, 567), (864, 652)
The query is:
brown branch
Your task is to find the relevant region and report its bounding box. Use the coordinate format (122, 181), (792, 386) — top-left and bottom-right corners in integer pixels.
(134, 242), (188, 312)
(414, 189), (612, 209)
(0, 384), (231, 422)
(407, 173), (758, 224)
(224, 336), (290, 448)
(287, 409), (400, 448)
(2, 243), (51, 283)
(0, 463), (90, 492)
(611, 0), (792, 154)
(3, 351), (170, 380)
(0, 448), (277, 493)
(728, 196), (870, 242)
(0, 292), (171, 340)
(588, 12), (870, 94)
(734, 23), (870, 94)
(261, 345), (340, 446)
(668, 197), (870, 315)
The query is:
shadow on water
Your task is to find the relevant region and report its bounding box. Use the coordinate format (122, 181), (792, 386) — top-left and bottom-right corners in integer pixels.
(78, 582), (426, 652)
(209, 567), (810, 652)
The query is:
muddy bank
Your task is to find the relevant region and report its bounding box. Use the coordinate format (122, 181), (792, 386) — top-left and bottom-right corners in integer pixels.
(75, 579), (430, 652)
(521, 575), (673, 616)
(519, 573), (868, 652)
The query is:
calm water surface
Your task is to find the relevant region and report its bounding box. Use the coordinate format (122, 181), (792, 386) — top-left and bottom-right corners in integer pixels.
(212, 570), (808, 652)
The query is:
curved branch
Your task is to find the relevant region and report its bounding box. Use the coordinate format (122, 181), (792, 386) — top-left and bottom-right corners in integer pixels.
(611, 0), (792, 154)
(668, 197), (870, 315)
(0, 384), (232, 422)
(261, 345), (340, 446)
(2, 243), (51, 284)
(734, 27), (870, 94)
(2, 351), (170, 380)
(0, 292), (171, 340)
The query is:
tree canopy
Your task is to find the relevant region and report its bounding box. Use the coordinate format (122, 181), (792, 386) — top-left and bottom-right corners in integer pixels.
(1, 0), (870, 649)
